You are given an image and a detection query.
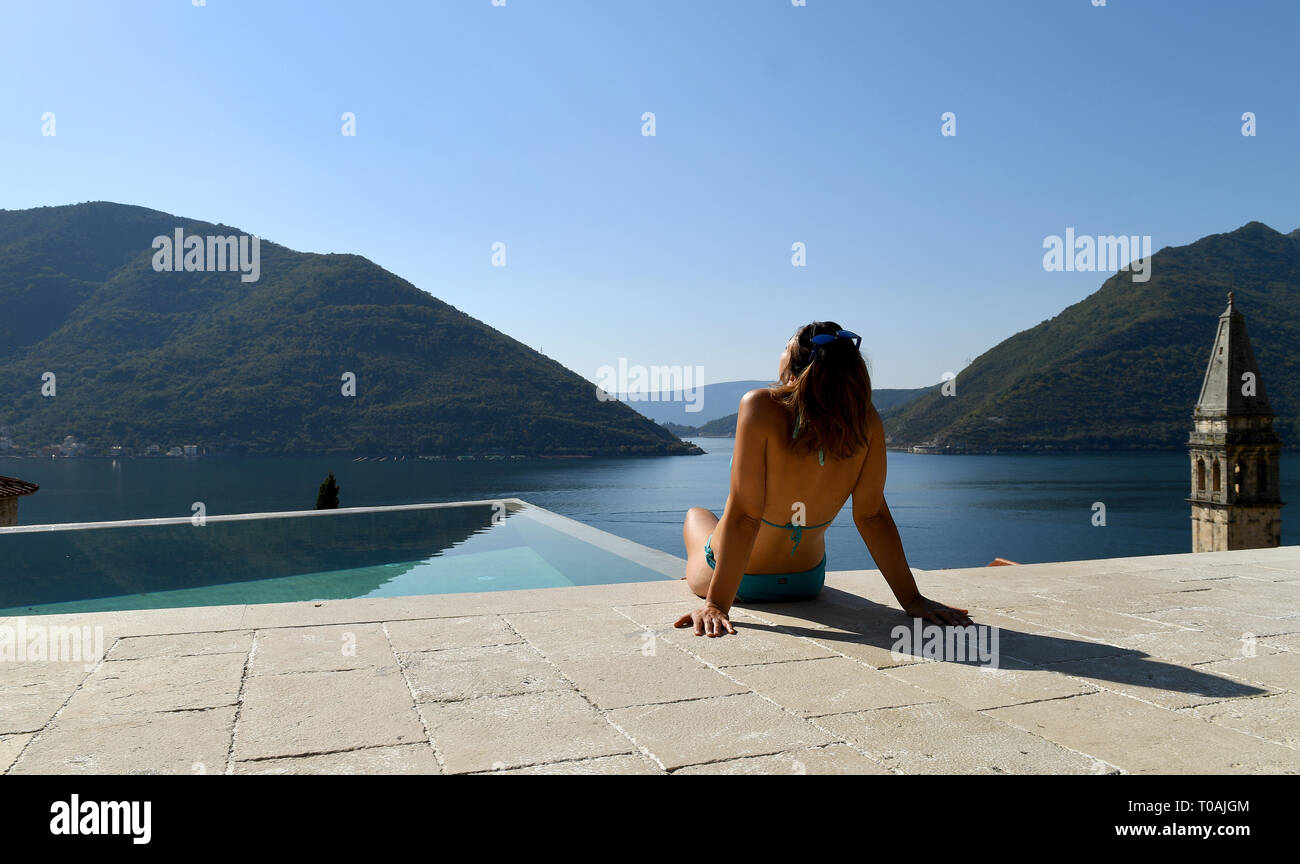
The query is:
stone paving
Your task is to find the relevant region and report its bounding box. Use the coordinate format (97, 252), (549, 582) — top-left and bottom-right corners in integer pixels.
(2, 545), (1299, 774)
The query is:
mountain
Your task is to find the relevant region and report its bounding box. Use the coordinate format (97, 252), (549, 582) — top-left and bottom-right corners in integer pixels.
(620, 380), (773, 425)
(886, 222), (1300, 450)
(0, 202), (700, 457)
(868, 387), (934, 414)
(670, 387), (929, 437)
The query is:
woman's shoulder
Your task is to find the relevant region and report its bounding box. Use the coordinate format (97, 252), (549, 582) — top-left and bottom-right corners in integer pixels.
(738, 386), (782, 415)
(736, 387), (788, 432)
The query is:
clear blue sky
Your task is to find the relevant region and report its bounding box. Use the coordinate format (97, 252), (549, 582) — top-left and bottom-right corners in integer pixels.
(2, 0), (1297, 389)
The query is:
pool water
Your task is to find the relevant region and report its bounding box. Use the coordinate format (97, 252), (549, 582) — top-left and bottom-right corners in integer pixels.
(0, 501), (678, 616)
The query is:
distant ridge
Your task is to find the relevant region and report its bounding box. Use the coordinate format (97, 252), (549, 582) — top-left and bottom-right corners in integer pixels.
(0, 202), (699, 457)
(670, 387), (930, 438)
(622, 380), (772, 426)
(886, 222), (1300, 450)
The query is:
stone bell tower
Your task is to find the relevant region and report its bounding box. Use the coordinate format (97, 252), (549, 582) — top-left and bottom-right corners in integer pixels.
(1187, 292), (1284, 551)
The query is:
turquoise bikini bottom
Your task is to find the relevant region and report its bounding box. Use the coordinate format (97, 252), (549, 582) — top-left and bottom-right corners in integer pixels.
(704, 533), (826, 602)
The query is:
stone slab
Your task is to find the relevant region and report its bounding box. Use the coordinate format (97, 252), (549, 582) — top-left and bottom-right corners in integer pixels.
(998, 601), (1181, 642)
(818, 700), (1110, 775)
(1184, 693), (1300, 750)
(996, 630), (1135, 667)
(384, 615), (520, 654)
(418, 689), (632, 774)
(9, 706), (235, 775)
(504, 609), (652, 662)
(1142, 605), (1300, 638)
(65, 653), (246, 717)
(0, 734), (34, 772)
(988, 690), (1300, 774)
(234, 667), (425, 761)
(551, 650), (747, 710)
(1196, 651), (1300, 692)
(110, 630), (253, 662)
(251, 624), (392, 676)
(399, 643), (569, 703)
(728, 657), (937, 717)
(888, 658), (1098, 711)
(1043, 654), (1270, 709)
(607, 693), (836, 770)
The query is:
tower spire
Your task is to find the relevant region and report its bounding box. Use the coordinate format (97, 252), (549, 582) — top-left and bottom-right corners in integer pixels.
(1187, 294), (1283, 552)
(1194, 292), (1272, 418)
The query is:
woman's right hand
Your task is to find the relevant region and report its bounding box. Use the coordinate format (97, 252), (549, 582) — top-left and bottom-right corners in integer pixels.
(674, 601), (737, 637)
(902, 594), (973, 626)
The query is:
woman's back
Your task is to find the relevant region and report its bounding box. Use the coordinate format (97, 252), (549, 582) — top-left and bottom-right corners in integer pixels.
(733, 388), (873, 574)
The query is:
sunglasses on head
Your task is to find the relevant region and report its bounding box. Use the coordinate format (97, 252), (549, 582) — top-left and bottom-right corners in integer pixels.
(810, 329), (861, 351)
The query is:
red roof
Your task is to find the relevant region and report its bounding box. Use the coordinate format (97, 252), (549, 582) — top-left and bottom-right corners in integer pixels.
(0, 476), (39, 497)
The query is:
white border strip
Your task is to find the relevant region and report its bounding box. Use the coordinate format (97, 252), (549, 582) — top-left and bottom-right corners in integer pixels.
(0, 498), (528, 535)
(0, 497), (687, 579)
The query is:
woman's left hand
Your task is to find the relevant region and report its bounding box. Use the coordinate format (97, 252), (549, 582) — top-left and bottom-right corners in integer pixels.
(674, 602), (737, 637)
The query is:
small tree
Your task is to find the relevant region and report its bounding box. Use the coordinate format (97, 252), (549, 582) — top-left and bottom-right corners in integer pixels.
(316, 472), (340, 509)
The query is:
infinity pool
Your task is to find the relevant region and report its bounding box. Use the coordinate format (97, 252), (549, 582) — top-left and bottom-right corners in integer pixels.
(0, 500), (679, 616)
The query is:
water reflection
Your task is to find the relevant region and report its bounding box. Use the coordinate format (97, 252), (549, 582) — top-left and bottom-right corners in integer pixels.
(0, 505), (495, 610)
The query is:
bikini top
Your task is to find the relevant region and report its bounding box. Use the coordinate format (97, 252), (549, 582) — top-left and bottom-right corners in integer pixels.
(728, 413), (831, 555)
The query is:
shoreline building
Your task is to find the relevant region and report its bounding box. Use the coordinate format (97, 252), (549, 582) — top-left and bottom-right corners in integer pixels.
(1187, 293), (1284, 552)
(0, 475), (40, 527)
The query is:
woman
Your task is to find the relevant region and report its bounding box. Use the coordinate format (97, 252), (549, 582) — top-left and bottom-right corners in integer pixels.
(676, 321), (973, 637)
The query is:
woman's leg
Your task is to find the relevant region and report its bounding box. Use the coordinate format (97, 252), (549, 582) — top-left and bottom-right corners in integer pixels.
(681, 507), (720, 598)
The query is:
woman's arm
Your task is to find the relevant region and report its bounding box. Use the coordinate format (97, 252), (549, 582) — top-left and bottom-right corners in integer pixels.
(675, 390), (768, 636)
(851, 409), (972, 626)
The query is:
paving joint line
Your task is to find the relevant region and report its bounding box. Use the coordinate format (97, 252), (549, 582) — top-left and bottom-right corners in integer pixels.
(380, 620), (450, 775)
(222, 630), (259, 775)
(233, 740), (435, 767)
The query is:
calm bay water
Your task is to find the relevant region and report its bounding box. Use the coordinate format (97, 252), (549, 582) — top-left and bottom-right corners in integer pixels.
(4, 440), (1297, 572)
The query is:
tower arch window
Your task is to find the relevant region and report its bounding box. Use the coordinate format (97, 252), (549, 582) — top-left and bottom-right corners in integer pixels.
(1212, 459), (1221, 493)
(1257, 457), (1269, 493)
(1196, 457), (1206, 492)
(1233, 458), (1245, 496)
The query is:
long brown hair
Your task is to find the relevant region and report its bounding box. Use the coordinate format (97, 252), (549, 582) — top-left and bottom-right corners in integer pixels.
(770, 321), (873, 460)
